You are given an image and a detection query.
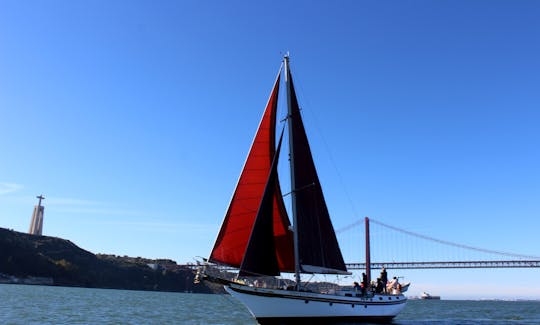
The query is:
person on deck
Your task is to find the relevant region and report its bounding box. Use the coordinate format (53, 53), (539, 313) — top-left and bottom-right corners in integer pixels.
(380, 267), (388, 293)
(361, 272), (367, 296)
(389, 276), (400, 294)
(353, 281), (361, 292)
(375, 278), (384, 294)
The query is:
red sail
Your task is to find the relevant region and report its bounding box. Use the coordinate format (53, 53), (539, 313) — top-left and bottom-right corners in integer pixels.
(209, 73), (294, 272)
(239, 129), (286, 276)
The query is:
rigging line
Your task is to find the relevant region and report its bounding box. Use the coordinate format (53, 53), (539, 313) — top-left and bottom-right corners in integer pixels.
(369, 218), (540, 260)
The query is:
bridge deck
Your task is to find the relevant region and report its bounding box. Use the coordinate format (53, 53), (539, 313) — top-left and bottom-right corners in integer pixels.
(346, 260), (540, 269)
(181, 260), (540, 270)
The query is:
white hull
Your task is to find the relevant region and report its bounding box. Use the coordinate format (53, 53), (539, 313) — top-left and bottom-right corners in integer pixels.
(225, 283), (407, 323)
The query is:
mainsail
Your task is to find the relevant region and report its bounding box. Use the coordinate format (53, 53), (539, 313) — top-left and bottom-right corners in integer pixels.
(209, 72), (294, 272)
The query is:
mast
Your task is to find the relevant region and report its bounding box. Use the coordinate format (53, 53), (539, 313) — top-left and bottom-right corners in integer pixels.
(284, 54), (301, 288)
(365, 217), (371, 291)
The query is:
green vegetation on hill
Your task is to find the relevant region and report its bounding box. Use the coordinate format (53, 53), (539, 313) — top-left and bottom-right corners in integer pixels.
(0, 227), (220, 293)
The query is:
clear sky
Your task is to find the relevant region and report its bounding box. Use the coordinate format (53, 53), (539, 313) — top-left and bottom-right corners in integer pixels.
(1, 0), (539, 299)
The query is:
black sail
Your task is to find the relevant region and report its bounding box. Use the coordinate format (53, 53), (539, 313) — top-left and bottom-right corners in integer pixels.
(239, 129), (286, 276)
(286, 68), (348, 274)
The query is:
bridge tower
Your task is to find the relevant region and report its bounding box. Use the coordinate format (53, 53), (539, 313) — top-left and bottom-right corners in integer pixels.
(28, 195), (45, 236)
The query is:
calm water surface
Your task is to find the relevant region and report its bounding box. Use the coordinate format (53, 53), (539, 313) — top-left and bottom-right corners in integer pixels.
(1, 284), (539, 324)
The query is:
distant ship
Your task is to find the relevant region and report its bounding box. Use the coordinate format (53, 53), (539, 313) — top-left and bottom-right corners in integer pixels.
(421, 292), (441, 300)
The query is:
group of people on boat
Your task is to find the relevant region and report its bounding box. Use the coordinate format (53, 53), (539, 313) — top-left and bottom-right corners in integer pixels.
(353, 267), (402, 296)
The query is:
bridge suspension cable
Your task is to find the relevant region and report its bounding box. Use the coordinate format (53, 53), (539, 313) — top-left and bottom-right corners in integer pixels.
(336, 218), (540, 260)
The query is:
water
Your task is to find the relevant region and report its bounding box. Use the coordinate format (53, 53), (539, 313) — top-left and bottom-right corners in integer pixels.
(1, 284), (539, 324)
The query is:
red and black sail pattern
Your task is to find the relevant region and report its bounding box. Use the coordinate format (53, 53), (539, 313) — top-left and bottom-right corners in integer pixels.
(239, 129), (285, 276)
(286, 68), (348, 274)
(210, 60), (347, 277)
(209, 73), (294, 272)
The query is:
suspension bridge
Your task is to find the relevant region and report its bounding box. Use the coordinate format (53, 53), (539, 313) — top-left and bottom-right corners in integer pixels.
(337, 218), (540, 270)
(183, 218), (540, 271)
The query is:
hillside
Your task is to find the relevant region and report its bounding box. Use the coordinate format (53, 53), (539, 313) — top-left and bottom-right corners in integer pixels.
(0, 227), (221, 293)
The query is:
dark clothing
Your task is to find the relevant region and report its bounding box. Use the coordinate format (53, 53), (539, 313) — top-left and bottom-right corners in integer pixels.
(361, 273), (368, 296)
(375, 279), (384, 293)
(380, 269), (388, 293)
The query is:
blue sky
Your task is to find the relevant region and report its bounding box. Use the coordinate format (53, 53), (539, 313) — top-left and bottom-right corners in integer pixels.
(1, 1), (539, 299)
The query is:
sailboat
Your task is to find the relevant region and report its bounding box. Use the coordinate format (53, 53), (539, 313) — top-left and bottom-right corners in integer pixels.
(200, 55), (407, 324)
